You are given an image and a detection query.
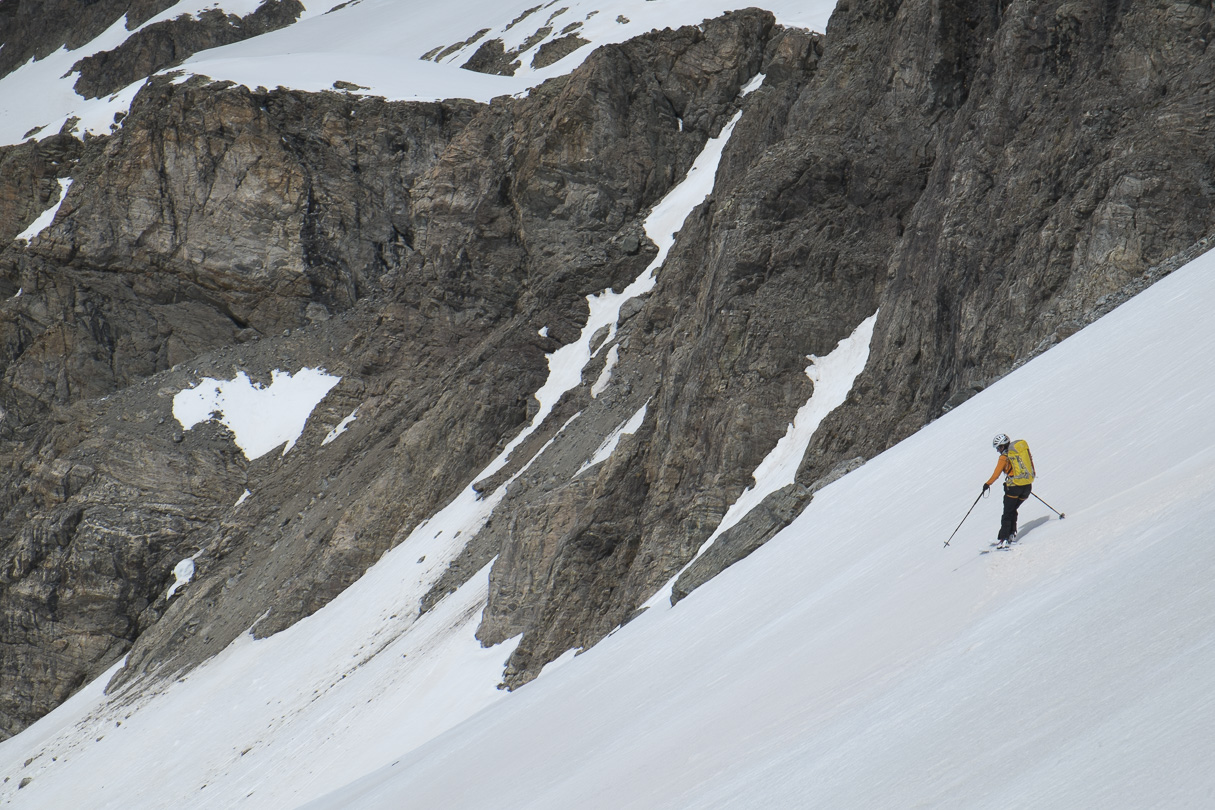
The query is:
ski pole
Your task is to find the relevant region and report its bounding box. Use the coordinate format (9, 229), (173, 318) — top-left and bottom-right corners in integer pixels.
(944, 491), (985, 547)
(1032, 492), (1066, 519)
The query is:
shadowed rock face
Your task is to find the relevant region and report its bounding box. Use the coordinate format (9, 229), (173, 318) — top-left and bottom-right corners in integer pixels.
(0, 0), (176, 82)
(2, 0), (1215, 737)
(797, 0), (1215, 480)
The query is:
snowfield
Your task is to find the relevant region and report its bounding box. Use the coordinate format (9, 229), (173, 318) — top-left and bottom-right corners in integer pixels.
(172, 368), (342, 460)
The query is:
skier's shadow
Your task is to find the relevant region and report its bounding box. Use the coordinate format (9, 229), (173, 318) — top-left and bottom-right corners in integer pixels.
(1016, 516), (1050, 541)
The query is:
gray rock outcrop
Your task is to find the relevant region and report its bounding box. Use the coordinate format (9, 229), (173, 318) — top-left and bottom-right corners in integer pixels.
(71, 0), (306, 100)
(0, 9), (783, 735)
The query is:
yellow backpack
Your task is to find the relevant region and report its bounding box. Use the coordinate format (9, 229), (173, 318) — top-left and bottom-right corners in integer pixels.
(1005, 439), (1035, 486)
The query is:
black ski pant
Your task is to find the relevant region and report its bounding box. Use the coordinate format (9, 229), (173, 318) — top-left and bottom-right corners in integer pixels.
(1000, 483), (1032, 541)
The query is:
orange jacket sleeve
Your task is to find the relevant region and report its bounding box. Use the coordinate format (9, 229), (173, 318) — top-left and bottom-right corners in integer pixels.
(986, 455), (1010, 487)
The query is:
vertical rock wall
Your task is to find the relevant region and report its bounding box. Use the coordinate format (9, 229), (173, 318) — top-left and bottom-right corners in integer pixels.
(800, 0), (1215, 478)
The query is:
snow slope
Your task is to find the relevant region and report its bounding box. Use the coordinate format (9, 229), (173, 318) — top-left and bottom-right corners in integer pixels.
(291, 246), (1215, 810)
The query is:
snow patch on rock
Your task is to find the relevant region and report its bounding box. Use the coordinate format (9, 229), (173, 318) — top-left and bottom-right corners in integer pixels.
(323, 407), (359, 445)
(15, 179), (72, 242)
(172, 368), (341, 460)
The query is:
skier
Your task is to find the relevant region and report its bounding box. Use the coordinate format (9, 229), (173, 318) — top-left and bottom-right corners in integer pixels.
(982, 433), (1035, 548)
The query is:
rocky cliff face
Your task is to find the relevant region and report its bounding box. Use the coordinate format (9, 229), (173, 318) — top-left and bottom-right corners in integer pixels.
(2, 0), (1214, 738)
(802, 0), (1215, 478)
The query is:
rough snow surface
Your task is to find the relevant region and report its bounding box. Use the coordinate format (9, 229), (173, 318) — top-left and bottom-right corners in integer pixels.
(0, 555), (517, 810)
(172, 368), (341, 460)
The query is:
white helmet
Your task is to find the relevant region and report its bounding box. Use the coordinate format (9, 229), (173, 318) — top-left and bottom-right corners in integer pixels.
(992, 433), (1010, 450)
